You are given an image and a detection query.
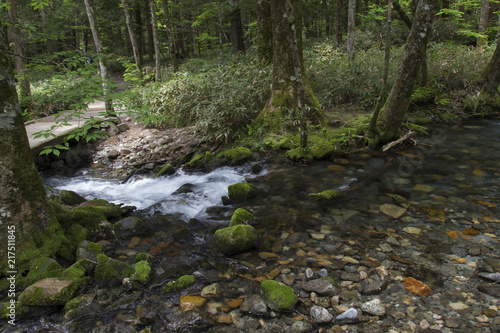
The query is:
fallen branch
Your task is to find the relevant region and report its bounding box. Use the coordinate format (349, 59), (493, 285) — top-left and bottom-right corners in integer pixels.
(382, 130), (416, 152)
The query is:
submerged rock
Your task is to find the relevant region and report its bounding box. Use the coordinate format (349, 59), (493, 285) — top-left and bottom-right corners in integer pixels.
(229, 208), (254, 226)
(19, 278), (81, 306)
(94, 254), (134, 286)
(113, 216), (149, 239)
(260, 279), (298, 311)
(227, 182), (258, 202)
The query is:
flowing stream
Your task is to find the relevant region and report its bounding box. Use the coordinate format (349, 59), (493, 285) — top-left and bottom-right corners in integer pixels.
(4, 119), (500, 332)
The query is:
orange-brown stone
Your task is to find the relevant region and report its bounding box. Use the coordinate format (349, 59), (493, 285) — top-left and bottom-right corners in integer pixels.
(402, 277), (432, 297)
(179, 296), (206, 312)
(463, 227), (480, 236)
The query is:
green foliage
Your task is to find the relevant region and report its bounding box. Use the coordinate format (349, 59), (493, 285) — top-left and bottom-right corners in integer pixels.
(137, 54), (271, 143)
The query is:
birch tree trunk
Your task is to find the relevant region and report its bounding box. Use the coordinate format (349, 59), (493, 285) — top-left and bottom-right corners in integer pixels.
(477, 0), (490, 49)
(347, 0), (356, 61)
(122, 0), (143, 81)
(161, 0), (179, 72)
(83, 0), (114, 114)
(149, 0), (161, 81)
(374, 0), (437, 143)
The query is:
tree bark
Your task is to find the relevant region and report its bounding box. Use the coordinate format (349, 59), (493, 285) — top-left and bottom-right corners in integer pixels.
(161, 0), (179, 72)
(479, 42), (500, 98)
(149, 0), (161, 81)
(347, 0), (356, 61)
(7, 0), (31, 103)
(254, 0), (325, 132)
(477, 0), (490, 48)
(375, 0), (437, 143)
(392, 0), (412, 29)
(122, 0), (144, 81)
(335, 0), (343, 48)
(229, 0), (245, 54)
(0, 33), (64, 275)
(257, 0), (273, 64)
(83, 0), (114, 114)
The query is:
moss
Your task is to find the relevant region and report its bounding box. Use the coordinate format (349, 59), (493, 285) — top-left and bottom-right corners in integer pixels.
(186, 151), (214, 169)
(309, 189), (342, 200)
(19, 278), (82, 307)
(135, 252), (151, 263)
(320, 276), (337, 286)
(260, 279), (298, 311)
(62, 261), (87, 279)
(65, 223), (89, 246)
(228, 182), (257, 202)
(230, 208), (254, 226)
(162, 275), (196, 293)
(94, 254), (134, 286)
(132, 260), (151, 284)
(412, 116), (432, 124)
(157, 163), (176, 177)
(23, 257), (62, 288)
(214, 147), (253, 165)
(214, 224), (258, 255)
(59, 190), (86, 206)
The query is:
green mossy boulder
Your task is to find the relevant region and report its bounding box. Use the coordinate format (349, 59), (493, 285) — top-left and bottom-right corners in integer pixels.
(227, 182), (258, 203)
(77, 240), (103, 273)
(94, 254), (134, 286)
(229, 208), (254, 226)
(186, 151), (214, 170)
(135, 252), (152, 263)
(214, 224), (258, 255)
(214, 147), (253, 166)
(261, 279), (298, 311)
(162, 275), (196, 293)
(285, 148), (314, 162)
(157, 163), (176, 177)
(59, 190), (87, 206)
(131, 260), (151, 284)
(64, 223), (89, 260)
(19, 278), (82, 307)
(23, 257), (62, 288)
(61, 261), (87, 279)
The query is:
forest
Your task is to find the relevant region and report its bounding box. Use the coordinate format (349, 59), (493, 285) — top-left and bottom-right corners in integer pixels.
(1, 0), (500, 332)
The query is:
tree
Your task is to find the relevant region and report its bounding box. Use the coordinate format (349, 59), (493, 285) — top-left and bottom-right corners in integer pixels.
(122, 0), (144, 81)
(477, 0), (489, 48)
(83, 0), (114, 114)
(254, 0), (325, 133)
(257, 0), (272, 64)
(371, 0), (437, 143)
(161, 0), (179, 72)
(229, 0), (245, 54)
(346, 0), (356, 61)
(335, 0), (343, 48)
(7, 0), (31, 104)
(479, 42), (500, 99)
(149, 0), (162, 81)
(0, 32), (65, 276)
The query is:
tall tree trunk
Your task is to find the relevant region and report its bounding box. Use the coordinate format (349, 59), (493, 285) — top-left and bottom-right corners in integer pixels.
(161, 0), (178, 72)
(335, 0), (343, 48)
(229, 0), (245, 54)
(134, 0), (144, 64)
(477, 0), (490, 48)
(347, 0), (356, 61)
(479, 42), (500, 98)
(83, 0), (114, 114)
(148, 0), (161, 81)
(7, 0), (31, 105)
(369, 0), (392, 136)
(374, 0), (437, 143)
(0, 33), (65, 276)
(122, 0), (143, 81)
(257, 0), (272, 64)
(254, 0), (325, 132)
(145, 0), (155, 64)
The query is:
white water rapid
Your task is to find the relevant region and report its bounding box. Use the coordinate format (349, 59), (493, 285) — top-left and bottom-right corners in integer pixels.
(44, 166), (254, 219)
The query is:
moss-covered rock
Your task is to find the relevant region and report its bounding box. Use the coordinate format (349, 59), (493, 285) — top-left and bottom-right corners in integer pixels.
(23, 257), (62, 288)
(94, 254), (134, 286)
(77, 240), (103, 273)
(64, 223), (89, 259)
(229, 208), (254, 226)
(113, 216), (149, 239)
(251, 163), (263, 174)
(131, 260), (151, 284)
(157, 163), (176, 177)
(186, 151), (214, 170)
(227, 182), (258, 203)
(61, 261), (87, 279)
(59, 190), (87, 206)
(162, 275), (196, 293)
(309, 189), (342, 200)
(260, 279), (298, 311)
(214, 224), (258, 255)
(286, 147), (314, 162)
(213, 147), (253, 166)
(135, 252), (152, 263)
(19, 278), (82, 307)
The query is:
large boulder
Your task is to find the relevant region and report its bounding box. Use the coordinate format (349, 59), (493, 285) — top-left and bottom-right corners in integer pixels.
(59, 190), (87, 206)
(113, 217), (149, 239)
(214, 224), (258, 255)
(229, 208), (254, 226)
(23, 257), (62, 288)
(227, 182), (258, 203)
(19, 278), (81, 306)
